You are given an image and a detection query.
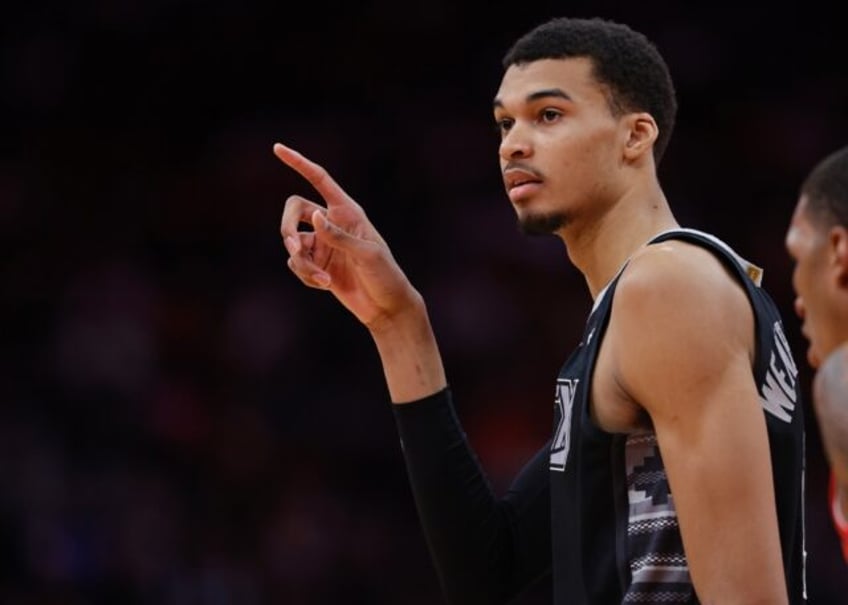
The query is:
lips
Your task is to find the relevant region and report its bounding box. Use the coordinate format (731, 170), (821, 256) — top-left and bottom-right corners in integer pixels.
(503, 168), (543, 203)
(504, 169), (542, 189)
(508, 182), (542, 203)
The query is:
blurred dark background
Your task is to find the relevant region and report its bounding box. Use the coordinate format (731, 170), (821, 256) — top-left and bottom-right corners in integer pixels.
(2, 1), (846, 603)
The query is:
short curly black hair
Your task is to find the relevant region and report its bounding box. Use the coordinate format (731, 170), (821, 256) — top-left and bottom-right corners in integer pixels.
(502, 17), (677, 165)
(801, 145), (848, 228)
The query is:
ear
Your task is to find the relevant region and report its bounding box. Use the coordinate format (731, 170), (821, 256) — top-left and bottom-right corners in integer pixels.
(622, 112), (658, 162)
(829, 225), (848, 289)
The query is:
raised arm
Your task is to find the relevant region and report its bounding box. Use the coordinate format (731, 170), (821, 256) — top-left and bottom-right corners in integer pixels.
(274, 142), (446, 402)
(813, 342), (848, 556)
(609, 242), (789, 603)
(274, 143), (552, 602)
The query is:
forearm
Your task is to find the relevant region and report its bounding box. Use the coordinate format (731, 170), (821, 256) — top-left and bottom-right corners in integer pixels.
(393, 389), (551, 604)
(369, 294), (447, 403)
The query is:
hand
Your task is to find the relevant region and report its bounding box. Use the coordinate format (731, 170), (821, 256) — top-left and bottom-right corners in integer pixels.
(275, 143), (421, 330)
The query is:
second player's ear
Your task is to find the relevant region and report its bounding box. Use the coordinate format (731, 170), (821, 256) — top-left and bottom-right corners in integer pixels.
(622, 113), (658, 162)
(830, 225), (848, 289)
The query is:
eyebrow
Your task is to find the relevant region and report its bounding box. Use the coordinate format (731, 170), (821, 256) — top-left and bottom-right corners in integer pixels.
(493, 88), (572, 109)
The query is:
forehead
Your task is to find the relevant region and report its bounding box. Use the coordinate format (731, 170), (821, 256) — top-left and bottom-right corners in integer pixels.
(494, 57), (606, 109)
(789, 195), (816, 232)
(786, 195), (821, 247)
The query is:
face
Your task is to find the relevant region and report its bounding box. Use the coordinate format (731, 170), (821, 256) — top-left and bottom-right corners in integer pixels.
(493, 58), (627, 235)
(785, 195), (848, 368)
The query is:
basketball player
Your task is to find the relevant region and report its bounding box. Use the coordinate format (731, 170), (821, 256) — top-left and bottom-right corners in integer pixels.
(786, 144), (848, 563)
(278, 16), (806, 603)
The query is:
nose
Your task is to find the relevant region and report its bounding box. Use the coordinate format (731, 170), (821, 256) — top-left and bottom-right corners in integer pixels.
(499, 125), (532, 161)
(794, 296), (806, 320)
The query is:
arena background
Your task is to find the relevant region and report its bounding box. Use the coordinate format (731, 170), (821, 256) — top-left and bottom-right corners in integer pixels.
(2, 1), (846, 603)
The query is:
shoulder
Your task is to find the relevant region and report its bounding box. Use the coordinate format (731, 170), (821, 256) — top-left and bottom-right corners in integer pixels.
(613, 238), (751, 329)
(814, 342), (848, 412)
(607, 239), (755, 394)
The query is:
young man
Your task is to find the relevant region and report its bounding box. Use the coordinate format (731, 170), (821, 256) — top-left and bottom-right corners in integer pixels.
(277, 16), (806, 604)
(785, 144), (848, 563)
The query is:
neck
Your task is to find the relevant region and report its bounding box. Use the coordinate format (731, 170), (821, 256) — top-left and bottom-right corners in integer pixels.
(558, 180), (678, 299)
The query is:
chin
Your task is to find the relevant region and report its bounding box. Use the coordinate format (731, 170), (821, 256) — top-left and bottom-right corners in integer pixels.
(517, 211), (567, 236)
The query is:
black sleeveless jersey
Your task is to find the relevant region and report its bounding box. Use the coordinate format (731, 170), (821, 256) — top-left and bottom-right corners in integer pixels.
(549, 229), (806, 603)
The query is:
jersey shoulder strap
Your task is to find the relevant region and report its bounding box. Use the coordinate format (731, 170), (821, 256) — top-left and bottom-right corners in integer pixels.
(647, 227), (764, 287)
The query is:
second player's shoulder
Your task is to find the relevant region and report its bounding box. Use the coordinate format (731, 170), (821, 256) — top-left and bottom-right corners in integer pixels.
(814, 342), (848, 401)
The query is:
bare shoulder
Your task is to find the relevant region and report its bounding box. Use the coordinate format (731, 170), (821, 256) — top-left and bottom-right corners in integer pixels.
(811, 324), (848, 488)
(606, 239), (756, 406)
(614, 239), (753, 337)
(814, 343), (848, 418)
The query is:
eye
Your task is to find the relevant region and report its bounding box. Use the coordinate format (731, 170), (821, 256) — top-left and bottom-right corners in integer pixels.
(495, 117), (514, 135)
(539, 108), (562, 124)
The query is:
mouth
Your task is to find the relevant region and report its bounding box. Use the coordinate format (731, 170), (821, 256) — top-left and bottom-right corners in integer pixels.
(504, 169), (543, 189)
(504, 168), (543, 203)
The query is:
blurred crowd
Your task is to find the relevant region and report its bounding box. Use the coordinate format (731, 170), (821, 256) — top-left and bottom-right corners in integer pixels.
(2, 1), (847, 603)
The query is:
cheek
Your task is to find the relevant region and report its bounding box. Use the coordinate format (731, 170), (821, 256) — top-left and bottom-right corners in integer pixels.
(793, 250), (824, 301)
(798, 265), (834, 342)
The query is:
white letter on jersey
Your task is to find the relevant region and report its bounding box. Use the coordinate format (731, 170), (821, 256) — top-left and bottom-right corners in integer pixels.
(760, 321), (798, 423)
(550, 378), (578, 472)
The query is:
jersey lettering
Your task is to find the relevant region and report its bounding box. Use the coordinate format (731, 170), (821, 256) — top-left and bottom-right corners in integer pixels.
(760, 321), (798, 423)
(550, 378), (578, 471)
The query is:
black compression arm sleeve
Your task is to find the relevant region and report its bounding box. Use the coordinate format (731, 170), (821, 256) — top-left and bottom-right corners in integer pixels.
(393, 387), (552, 604)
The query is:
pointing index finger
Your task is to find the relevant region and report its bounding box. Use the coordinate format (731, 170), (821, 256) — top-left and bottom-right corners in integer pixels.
(273, 142), (351, 208)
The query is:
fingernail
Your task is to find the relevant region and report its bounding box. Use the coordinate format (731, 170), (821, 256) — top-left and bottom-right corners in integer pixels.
(314, 272), (331, 287)
(285, 236), (300, 253)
